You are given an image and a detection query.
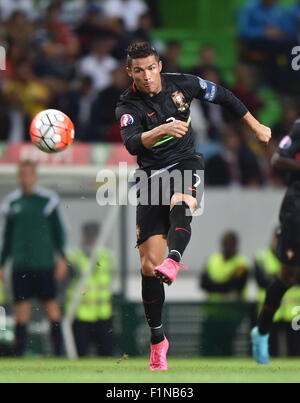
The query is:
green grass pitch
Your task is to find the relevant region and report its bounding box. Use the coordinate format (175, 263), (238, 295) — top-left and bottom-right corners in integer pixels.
(0, 358), (300, 383)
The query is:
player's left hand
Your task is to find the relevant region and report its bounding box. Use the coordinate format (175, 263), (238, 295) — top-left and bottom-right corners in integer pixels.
(253, 124), (272, 144)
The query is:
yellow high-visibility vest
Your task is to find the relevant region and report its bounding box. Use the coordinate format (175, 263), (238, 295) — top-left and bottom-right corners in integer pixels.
(67, 248), (113, 322)
(206, 252), (249, 301)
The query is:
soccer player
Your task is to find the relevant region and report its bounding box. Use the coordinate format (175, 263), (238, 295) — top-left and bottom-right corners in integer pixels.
(116, 41), (271, 370)
(0, 160), (67, 356)
(251, 119), (300, 364)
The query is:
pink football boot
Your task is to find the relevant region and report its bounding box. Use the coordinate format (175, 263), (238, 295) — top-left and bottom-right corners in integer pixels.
(154, 258), (187, 285)
(149, 337), (169, 371)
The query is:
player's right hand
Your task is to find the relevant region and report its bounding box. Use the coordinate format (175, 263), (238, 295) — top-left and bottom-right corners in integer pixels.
(163, 120), (189, 138)
(253, 123), (272, 144)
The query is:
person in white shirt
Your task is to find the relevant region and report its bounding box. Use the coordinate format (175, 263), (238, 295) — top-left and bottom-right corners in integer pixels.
(0, 0), (36, 21)
(102, 0), (148, 31)
(77, 36), (118, 91)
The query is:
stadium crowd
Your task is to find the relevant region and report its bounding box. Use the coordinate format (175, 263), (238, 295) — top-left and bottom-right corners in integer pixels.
(0, 0), (299, 187)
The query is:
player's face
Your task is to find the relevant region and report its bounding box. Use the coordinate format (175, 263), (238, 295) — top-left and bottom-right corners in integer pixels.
(127, 55), (162, 96)
(18, 165), (37, 194)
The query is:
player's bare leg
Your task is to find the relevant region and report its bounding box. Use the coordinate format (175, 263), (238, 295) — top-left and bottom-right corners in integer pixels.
(43, 300), (64, 356)
(14, 301), (32, 356)
(252, 264), (300, 364)
(154, 193), (197, 285)
(139, 235), (169, 370)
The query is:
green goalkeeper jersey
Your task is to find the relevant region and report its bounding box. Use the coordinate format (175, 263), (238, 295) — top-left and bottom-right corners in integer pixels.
(0, 187), (67, 271)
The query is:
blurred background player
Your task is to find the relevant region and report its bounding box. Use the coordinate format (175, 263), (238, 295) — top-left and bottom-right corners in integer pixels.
(254, 228), (300, 357)
(200, 231), (249, 356)
(252, 118), (300, 364)
(67, 222), (114, 357)
(0, 160), (67, 356)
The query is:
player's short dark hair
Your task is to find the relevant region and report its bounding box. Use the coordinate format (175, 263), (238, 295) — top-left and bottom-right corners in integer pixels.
(126, 41), (159, 67)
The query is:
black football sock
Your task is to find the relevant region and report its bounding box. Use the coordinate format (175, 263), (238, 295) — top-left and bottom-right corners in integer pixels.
(14, 324), (28, 357)
(167, 202), (192, 262)
(50, 321), (64, 356)
(258, 278), (291, 335)
(142, 273), (165, 344)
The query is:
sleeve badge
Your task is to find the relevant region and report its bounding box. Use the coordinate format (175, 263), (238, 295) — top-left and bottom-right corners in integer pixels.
(120, 114), (134, 127)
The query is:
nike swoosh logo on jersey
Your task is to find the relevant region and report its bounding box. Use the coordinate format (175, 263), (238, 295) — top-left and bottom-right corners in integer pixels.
(147, 112), (156, 117)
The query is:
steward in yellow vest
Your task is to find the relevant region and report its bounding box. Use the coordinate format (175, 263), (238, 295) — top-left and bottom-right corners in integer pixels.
(201, 232), (249, 302)
(200, 232), (249, 356)
(254, 232), (300, 356)
(67, 222), (114, 357)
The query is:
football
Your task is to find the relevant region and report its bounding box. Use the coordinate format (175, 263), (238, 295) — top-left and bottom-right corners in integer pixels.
(30, 109), (75, 153)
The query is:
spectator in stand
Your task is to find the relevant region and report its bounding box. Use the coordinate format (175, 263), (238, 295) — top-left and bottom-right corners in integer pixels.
(90, 64), (130, 142)
(0, 0), (36, 21)
(197, 67), (227, 141)
(32, 3), (80, 80)
(238, 0), (290, 42)
(161, 40), (182, 73)
(5, 43), (33, 80)
(238, 0), (296, 90)
(281, 0), (300, 42)
(77, 35), (118, 91)
(113, 12), (163, 61)
(57, 75), (97, 142)
(102, 0), (148, 32)
(205, 125), (264, 187)
(190, 45), (221, 79)
(0, 89), (31, 143)
(3, 60), (50, 119)
(144, 0), (161, 28)
(232, 63), (264, 117)
(42, 4), (79, 58)
(49, 0), (88, 26)
(132, 12), (158, 46)
(272, 100), (300, 141)
(75, 4), (111, 56)
(5, 11), (34, 47)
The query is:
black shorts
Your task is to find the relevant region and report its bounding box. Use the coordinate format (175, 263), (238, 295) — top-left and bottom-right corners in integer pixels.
(136, 154), (204, 246)
(12, 270), (57, 303)
(277, 195), (300, 266)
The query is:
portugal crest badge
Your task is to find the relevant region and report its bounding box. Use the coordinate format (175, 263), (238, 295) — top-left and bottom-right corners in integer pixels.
(171, 91), (189, 112)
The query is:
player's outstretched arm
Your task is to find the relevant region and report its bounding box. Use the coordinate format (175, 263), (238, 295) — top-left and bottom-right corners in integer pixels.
(141, 120), (188, 149)
(242, 112), (272, 144)
(199, 79), (271, 144)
